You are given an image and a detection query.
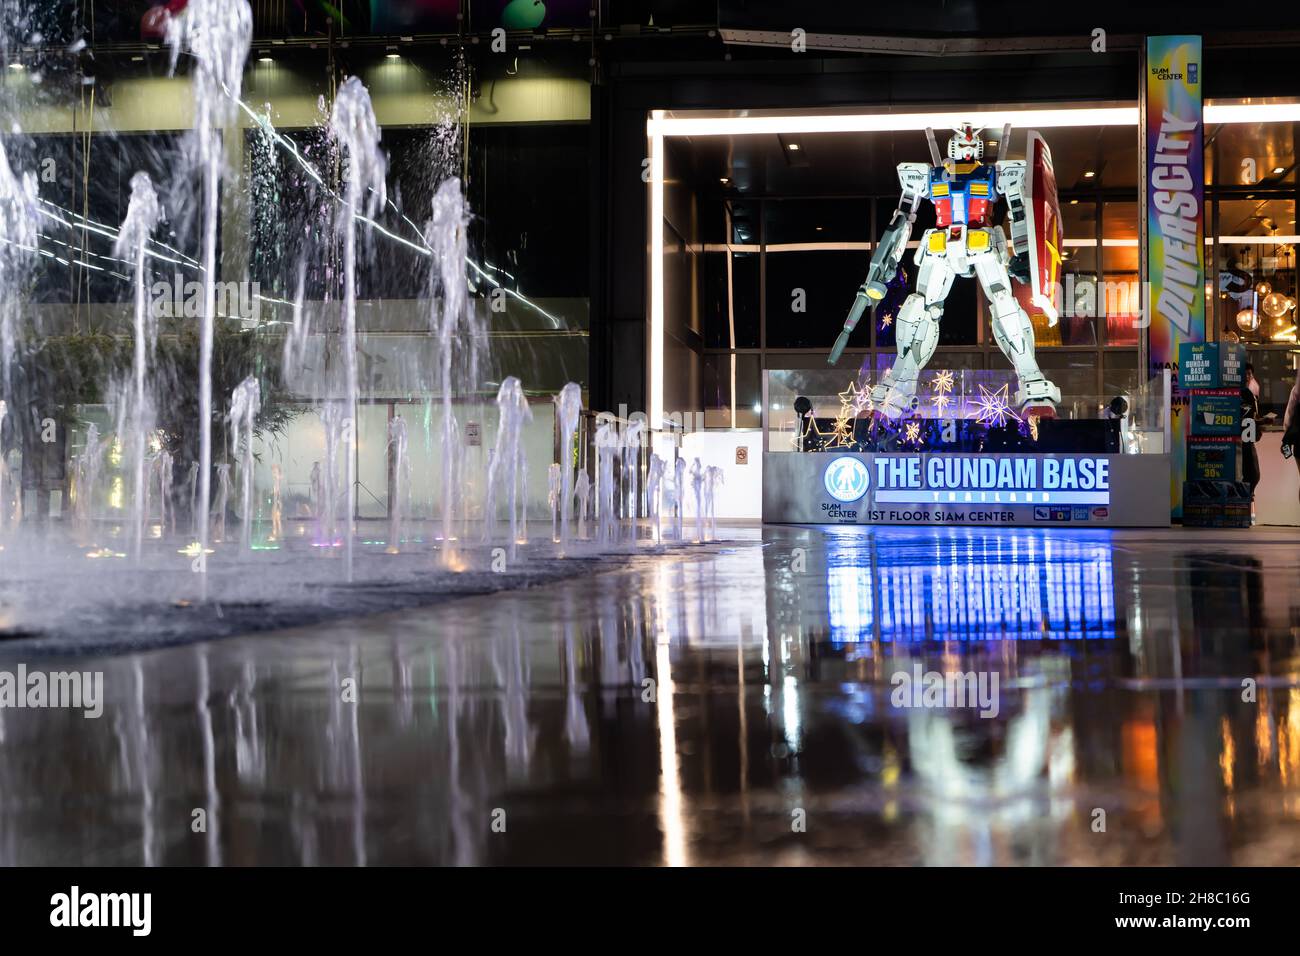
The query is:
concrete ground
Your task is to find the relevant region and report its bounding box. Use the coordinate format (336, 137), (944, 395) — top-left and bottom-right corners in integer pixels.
(1, 523), (1299, 865)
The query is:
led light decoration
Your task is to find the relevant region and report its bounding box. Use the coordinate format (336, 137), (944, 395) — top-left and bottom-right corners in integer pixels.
(929, 369), (955, 417)
(828, 411), (855, 447)
(797, 414), (825, 450)
(968, 383), (1021, 428)
(837, 380), (869, 412)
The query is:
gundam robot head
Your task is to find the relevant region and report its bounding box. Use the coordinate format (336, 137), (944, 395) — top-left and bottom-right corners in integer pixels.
(947, 124), (984, 162)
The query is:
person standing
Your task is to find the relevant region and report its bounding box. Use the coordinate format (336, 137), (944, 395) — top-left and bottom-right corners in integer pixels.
(1283, 366), (1300, 505)
(1241, 363), (1261, 522)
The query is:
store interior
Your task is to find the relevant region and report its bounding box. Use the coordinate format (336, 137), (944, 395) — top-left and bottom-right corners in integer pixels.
(653, 104), (1300, 522)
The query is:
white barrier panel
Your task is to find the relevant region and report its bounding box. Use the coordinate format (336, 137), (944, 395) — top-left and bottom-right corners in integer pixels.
(680, 430), (763, 520)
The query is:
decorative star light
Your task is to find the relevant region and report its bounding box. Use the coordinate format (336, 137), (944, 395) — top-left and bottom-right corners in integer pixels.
(796, 413), (825, 450)
(904, 421), (921, 445)
(837, 380), (870, 411)
(930, 369), (955, 395)
(880, 312), (894, 329)
(828, 411), (856, 447)
(933, 392), (954, 416)
(967, 383), (1021, 428)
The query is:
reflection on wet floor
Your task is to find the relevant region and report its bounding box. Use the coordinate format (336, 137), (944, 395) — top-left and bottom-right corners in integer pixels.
(1, 525), (1299, 865)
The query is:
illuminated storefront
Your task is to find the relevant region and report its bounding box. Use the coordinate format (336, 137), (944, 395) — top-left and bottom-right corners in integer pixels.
(644, 95), (1300, 526)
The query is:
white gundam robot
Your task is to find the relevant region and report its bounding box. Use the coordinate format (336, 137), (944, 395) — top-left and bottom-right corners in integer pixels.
(828, 122), (1065, 418)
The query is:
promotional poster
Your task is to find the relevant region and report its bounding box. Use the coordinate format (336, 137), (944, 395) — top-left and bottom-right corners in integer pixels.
(1144, 34), (1206, 516)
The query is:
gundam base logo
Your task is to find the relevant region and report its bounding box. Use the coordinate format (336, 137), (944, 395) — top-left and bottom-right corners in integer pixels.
(824, 455), (871, 503)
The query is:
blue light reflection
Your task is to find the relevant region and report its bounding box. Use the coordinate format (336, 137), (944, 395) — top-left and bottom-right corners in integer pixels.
(826, 529), (1117, 644)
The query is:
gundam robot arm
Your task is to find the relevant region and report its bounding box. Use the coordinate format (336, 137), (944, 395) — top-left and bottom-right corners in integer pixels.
(995, 159), (1031, 285)
(828, 163), (928, 365)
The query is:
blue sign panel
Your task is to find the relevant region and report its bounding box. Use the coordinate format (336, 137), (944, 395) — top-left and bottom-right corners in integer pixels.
(867, 454), (1111, 506)
(1189, 394), (1240, 438)
(1178, 342), (1247, 389)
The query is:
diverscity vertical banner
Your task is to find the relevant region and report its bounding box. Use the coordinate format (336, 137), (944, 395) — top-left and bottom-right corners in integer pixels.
(1143, 35), (1205, 517)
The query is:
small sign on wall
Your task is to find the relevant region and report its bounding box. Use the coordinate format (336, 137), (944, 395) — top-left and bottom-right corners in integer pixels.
(735, 446), (749, 465)
(465, 421), (481, 447)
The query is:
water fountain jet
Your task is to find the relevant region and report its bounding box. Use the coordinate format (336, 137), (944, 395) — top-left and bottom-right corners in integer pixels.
(114, 172), (163, 563)
(329, 76), (387, 582)
(165, 0), (254, 586)
(555, 383), (582, 553)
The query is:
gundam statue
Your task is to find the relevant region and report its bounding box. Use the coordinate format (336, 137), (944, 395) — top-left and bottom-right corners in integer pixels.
(829, 123), (1064, 418)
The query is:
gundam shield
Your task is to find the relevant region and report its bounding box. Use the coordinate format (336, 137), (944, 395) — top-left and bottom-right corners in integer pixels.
(1023, 131), (1064, 327)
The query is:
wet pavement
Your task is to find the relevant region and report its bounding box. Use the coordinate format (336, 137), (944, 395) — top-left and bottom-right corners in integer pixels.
(1, 523), (1299, 865)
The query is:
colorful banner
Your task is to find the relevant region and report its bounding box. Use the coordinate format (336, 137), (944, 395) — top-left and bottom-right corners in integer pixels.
(1144, 35), (1205, 517)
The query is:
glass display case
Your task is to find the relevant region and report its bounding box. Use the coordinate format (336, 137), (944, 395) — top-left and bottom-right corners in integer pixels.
(765, 366), (1171, 456)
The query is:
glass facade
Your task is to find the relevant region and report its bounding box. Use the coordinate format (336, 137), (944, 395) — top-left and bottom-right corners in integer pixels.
(686, 115), (1300, 430)
(0, 43), (591, 525)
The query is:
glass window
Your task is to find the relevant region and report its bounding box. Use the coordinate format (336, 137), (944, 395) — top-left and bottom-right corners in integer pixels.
(1055, 199), (1100, 347)
(700, 252), (760, 349)
(766, 250), (869, 349)
(702, 352), (761, 428)
(1102, 201), (1141, 346)
(1245, 348), (1300, 420)
(1213, 123), (1296, 190)
(1216, 199), (1296, 347)
(764, 200), (870, 349)
(699, 200), (760, 349)
(25, 131), (193, 306)
(249, 126), (335, 302)
(764, 198), (869, 245)
(1103, 350), (1142, 402)
(467, 124), (590, 300)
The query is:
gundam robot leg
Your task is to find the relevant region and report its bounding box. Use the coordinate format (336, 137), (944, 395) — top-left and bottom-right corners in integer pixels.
(870, 250), (953, 418)
(973, 255), (1061, 411)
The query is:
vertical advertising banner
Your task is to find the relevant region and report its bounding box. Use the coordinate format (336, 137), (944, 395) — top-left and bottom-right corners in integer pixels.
(1144, 35), (1205, 517)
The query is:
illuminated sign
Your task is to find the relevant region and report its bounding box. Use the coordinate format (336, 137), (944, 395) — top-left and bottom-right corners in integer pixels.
(868, 454), (1110, 505)
(824, 456), (870, 502)
(819, 454), (1112, 509)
